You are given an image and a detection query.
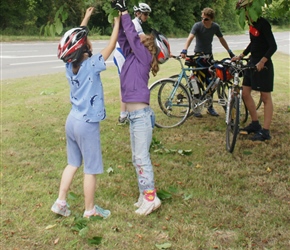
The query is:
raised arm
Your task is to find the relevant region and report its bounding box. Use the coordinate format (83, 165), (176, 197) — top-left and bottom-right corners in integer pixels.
(100, 16), (120, 61)
(80, 7), (94, 26)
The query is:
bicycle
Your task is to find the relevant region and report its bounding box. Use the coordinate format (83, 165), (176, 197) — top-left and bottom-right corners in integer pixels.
(224, 59), (260, 153)
(149, 54), (246, 128)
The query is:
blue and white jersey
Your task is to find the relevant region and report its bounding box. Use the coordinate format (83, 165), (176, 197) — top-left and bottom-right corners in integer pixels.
(65, 53), (107, 122)
(113, 17), (144, 74)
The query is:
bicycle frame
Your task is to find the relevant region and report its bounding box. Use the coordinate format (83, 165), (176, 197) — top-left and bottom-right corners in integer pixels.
(171, 56), (210, 108)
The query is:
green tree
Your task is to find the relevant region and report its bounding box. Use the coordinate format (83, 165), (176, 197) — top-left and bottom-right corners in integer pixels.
(0, 0), (289, 37)
(263, 0), (289, 25)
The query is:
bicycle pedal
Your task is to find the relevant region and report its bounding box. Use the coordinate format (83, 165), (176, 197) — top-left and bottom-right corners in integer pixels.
(239, 130), (248, 135)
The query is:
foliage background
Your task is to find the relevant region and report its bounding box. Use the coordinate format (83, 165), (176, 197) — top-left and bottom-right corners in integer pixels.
(0, 0), (289, 37)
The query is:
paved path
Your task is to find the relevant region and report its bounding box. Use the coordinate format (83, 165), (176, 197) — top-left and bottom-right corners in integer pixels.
(1, 32), (289, 80)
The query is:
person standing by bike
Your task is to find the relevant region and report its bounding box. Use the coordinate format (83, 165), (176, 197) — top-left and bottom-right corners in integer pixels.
(181, 7), (235, 117)
(114, 3), (152, 124)
(234, 0), (277, 141)
(112, 0), (170, 215)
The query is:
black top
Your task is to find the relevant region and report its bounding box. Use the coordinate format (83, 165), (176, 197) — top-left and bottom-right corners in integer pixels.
(243, 17), (277, 59)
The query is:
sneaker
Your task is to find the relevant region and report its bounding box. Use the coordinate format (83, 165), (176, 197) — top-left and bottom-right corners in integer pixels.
(251, 129), (271, 141)
(207, 106), (219, 116)
(51, 201), (71, 217)
(83, 205), (111, 219)
(118, 116), (128, 124)
(135, 190), (161, 216)
(134, 194), (144, 208)
(240, 121), (262, 134)
(193, 112), (203, 118)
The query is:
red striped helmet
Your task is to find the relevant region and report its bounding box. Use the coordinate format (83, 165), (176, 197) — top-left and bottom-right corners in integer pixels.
(57, 26), (88, 63)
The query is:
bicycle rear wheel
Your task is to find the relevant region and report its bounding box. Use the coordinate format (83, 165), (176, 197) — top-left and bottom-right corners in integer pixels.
(149, 78), (191, 128)
(226, 94), (240, 153)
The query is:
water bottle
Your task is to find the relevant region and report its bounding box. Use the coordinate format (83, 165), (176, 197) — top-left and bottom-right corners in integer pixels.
(190, 74), (199, 94)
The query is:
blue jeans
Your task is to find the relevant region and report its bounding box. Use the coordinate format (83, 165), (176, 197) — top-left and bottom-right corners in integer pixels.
(128, 106), (155, 193)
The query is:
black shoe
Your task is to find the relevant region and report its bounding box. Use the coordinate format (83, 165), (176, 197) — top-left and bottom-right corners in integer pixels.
(193, 112), (203, 118)
(207, 107), (219, 116)
(240, 122), (262, 134)
(251, 129), (271, 141)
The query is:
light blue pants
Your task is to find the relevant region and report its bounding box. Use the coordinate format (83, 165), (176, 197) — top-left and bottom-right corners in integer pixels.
(128, 106), (155, 193)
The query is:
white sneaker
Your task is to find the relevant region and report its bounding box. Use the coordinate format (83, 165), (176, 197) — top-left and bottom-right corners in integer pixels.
(134, 194), (144, 208)
(135, 196), (161, 215)
(51, 201), (71, 217)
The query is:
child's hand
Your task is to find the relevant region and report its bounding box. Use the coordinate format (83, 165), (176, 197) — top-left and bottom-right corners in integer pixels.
(85, 7), (95, 18)
(114, 13), (121, 20)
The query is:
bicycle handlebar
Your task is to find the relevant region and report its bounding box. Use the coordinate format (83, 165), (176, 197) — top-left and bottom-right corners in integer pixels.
(170, 55), (267, 75)
(171, 53), (211, 60)
(211, 58), (270, 73)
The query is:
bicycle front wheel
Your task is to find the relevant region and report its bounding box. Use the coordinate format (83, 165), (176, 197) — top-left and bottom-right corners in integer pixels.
(218, 81), (248, 123)
(149, 78), (191, 128)
(226, 95), (240, 153)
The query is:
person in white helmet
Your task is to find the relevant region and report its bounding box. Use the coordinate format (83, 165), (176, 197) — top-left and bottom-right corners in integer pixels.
(114, 3), (152, 124)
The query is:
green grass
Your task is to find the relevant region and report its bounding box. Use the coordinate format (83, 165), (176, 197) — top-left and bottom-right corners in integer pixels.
(1, 52), (289, 250)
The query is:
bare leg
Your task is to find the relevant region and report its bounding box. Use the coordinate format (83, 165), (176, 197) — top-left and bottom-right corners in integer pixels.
(58, 165), (78, 200)
(260, 92), (273, 130)
(242, 86), (258, 121)
(84, 174), (96, 211)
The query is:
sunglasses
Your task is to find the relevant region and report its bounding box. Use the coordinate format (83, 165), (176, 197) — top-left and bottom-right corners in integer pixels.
(201, 17), (210, 21)
(142, 13), (149, 16)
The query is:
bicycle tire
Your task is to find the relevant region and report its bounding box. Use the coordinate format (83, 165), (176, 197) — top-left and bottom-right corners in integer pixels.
(149, 78), (191, 128)
(218, 81), (248, 123)
(226, 94), (240, 153)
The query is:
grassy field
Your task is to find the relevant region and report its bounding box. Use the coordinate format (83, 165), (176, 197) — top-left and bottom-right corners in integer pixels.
(1, 52), (289, 250)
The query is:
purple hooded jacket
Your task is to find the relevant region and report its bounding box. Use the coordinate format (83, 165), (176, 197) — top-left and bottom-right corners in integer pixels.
(118, 13), (152, 104)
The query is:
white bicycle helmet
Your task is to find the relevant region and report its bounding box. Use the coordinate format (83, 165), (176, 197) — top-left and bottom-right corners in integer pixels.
(133, 3), (151, 13)
(236, 0), (253, 9)
(152, 29), (171, 64)
(57, 26), (89, 63)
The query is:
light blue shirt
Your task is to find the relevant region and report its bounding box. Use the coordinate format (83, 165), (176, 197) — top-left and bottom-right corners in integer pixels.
(65, 53), (107, 122)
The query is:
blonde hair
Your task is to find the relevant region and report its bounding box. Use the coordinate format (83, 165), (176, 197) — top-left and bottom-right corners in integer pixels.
(141, 34), (159, 77)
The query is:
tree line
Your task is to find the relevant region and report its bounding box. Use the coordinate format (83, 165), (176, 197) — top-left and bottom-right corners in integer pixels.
(0, 0), (288, 37)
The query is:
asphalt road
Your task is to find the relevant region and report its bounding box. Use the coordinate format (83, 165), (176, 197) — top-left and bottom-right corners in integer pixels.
(1, 31), (289, 80)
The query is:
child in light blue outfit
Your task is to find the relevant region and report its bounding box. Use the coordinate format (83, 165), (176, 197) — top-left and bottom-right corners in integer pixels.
(51, 7), (120, 218)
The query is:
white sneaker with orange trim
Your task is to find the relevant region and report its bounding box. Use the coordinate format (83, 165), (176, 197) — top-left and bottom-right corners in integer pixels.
(135, 190), (161, 215)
